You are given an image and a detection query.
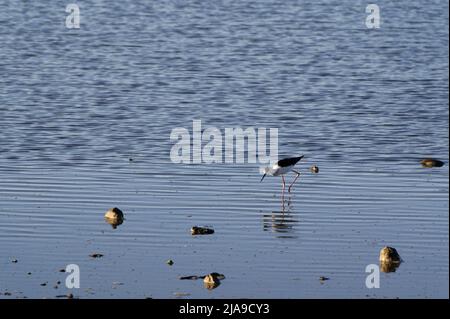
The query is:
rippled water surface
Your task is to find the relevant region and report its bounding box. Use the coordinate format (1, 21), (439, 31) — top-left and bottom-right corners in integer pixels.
(0, 0), (448, 298)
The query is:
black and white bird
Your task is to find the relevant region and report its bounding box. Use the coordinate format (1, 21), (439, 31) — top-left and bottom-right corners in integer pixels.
(260, 155), (304, 193)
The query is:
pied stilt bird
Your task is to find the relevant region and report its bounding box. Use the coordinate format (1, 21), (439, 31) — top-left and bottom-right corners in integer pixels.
(260, 155), (304, 193)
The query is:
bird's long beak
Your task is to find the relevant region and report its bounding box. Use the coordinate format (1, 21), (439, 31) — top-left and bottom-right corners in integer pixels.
(260, 174), (266, 182)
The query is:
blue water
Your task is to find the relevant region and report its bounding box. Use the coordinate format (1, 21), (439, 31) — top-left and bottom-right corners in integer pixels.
(0, 0), (448, 298)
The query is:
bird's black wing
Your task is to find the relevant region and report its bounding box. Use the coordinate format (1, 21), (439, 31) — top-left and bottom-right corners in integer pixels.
(277, 155), (304, 167)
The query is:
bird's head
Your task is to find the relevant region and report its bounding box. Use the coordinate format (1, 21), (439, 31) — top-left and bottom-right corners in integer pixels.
(260, 167), (271, 182)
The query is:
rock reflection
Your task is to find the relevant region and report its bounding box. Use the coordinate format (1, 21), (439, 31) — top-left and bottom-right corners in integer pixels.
(203, 281), (221, 290)
(380, 261), (401, 273)
(105, 216), (124, 229)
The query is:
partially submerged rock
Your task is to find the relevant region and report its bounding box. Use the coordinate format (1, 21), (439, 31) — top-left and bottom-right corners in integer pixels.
(104, 207), (124, 229)
(166, 259), (174, 266)
(310, 165), (319, 173)
(191, 226), (214, 235)
(379, 246), (402, 273)
(105, 207), (124, 220)
(379, 246), (401, 263)
(203, 273), (225, 290)
(180, 272), (225, 289)
(420, 158), (444, 168)
(205, 272), (225, 281)
(89, 253), (104, 258)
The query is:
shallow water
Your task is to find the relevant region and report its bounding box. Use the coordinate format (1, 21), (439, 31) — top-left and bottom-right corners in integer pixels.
(0, 0), (448, 298)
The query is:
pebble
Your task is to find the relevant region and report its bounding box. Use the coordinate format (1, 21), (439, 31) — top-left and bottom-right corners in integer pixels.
(379, 246), (401, 263)
(191, 226), (214, 235)
(420, 158), (444, 168)
(310, 165), (319, 173)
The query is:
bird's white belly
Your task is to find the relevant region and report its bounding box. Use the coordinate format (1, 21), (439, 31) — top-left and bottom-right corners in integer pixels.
(271, 165), (292, 176)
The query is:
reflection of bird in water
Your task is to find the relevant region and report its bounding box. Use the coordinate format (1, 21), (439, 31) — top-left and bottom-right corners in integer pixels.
(262, 211), (299, 238)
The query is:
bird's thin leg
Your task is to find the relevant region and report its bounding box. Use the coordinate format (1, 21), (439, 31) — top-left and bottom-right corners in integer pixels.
(281, 175), (286, 209)
(281, 175), (286, 193)
(288, 170), (301, 193)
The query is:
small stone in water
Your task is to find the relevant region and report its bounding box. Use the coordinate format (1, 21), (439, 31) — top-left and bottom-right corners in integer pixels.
(104, 207), (125, 229)
(420, 158), (444, 168)
(191, 226), (214, 235)
(104, 207), (124, 220)
(379, 246), (401, 263)
(203, 273), (224, 290)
